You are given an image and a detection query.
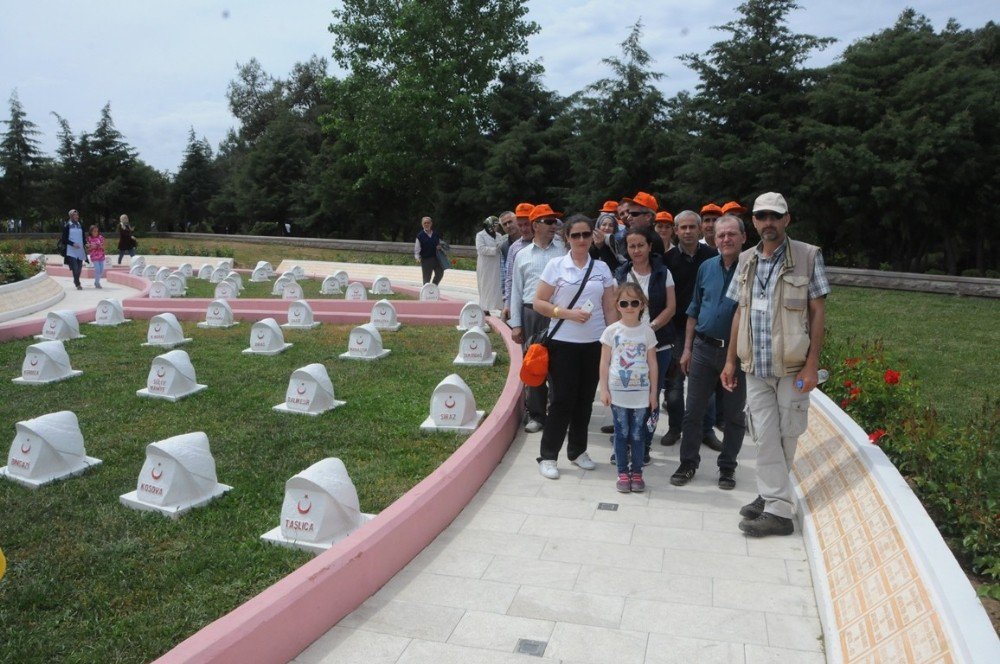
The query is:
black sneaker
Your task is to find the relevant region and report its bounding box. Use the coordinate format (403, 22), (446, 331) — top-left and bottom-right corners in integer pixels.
(740, 495), (765, 520)
(739, 512), (794, 537)
(643, 449), (651, 466)
(600, 424), (614, 434)
(670, 462), (697, 486)
(718, 469), (735, 490)
(702, 430), (723, 452)
(660, 428), (681, 446)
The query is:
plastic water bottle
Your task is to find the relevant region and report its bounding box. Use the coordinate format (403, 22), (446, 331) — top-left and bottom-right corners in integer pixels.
(646, 409), (659, 433)
(797, 369), (829, 390)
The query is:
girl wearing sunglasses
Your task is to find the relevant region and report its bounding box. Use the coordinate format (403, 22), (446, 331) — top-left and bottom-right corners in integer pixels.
(599, 282), (659, 493)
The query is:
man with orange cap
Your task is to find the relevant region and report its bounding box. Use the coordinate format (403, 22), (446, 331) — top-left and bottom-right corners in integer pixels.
(699, 203), (723, 249)
(502, 203), (535, 321)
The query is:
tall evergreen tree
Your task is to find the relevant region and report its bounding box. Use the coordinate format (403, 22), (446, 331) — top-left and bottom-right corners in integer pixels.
(0, 91), (45, 219)
(173, 128), (219, 230)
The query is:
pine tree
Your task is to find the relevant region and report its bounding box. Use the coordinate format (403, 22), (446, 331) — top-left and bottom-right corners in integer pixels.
(0, 90), (45, 218)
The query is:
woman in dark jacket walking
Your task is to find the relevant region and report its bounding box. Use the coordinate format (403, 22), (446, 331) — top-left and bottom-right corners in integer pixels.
(117, 214), (136, 264)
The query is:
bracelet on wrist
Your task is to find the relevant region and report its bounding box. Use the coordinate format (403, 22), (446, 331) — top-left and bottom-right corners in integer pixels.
(553, 306), (561, 318)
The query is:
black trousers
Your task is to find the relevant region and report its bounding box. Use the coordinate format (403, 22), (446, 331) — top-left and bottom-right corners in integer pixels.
(538, 339), (601, 462)
(420, 256), (443, 285)
(66, 257), (83, 286)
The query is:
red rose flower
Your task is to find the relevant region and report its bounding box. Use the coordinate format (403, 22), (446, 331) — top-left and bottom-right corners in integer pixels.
(840, 399), (849, 408)
(844, 380), (854, 388)
(884, 369), (900, 385)
(869, 429), (886, 444)
(849, 387), (862, 396)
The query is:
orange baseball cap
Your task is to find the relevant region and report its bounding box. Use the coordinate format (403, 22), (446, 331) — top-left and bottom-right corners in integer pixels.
(700, 203), (723, 216)
(514, 202), (535, 218)
(623, 191), (658, 212)
(528, 203), (563, 222)
(600, 200), (619, 213)
(655, 211), (674, 225)
(721, 200), (747, 215)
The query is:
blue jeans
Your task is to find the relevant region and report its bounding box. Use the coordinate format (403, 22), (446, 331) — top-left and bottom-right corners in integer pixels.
(612, 405), (647, 475)
(92, 259), (105, 286)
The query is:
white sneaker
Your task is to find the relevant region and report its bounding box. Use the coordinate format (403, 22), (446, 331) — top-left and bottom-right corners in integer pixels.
(524, 419), (543, 433)
(538, 459), (559, 479)
(571, 452), (596, 471)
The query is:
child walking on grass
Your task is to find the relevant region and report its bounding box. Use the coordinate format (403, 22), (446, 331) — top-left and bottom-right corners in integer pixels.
(86, 225), (105, 289)
(599, 282), (659, 493)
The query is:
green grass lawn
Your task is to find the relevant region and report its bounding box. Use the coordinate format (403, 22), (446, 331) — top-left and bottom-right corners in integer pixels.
(0, 321), (507, 663)
(824, 286), (999, 424)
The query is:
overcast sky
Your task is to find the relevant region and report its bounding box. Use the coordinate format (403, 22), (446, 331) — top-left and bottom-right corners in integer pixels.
(1, 1), (994, 173)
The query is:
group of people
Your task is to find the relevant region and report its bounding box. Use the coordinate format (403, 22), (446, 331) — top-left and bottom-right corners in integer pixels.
(59, 211), (138, 290)
(475, 193), (828, 538)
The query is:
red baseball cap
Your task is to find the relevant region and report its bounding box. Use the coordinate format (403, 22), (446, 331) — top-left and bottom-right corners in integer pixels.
(623, 191), (658, 212)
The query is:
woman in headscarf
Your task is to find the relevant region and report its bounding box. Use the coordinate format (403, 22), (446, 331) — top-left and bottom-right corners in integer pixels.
(475, 215), (503, 314)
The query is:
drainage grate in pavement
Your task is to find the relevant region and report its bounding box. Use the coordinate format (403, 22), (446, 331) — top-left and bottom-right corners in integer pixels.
(515, 639), (547, 656)
(597, 502), (619, 511)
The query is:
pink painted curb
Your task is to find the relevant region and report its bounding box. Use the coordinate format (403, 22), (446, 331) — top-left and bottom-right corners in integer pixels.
(153, 317), (524, 664)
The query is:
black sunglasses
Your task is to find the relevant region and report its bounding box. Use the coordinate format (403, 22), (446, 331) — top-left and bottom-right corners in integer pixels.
(535, 218), (558, 225)
(627, 210), (651, 217)
(753, 211), (784, 221)
(569, 231), (593, 239)
(618, 299), (642, 308)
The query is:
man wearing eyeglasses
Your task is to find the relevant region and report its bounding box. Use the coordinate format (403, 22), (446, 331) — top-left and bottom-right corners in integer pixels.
(510, 204), (567, 433)
(721, 192), (830, 538)
(596, 192), (665, 272)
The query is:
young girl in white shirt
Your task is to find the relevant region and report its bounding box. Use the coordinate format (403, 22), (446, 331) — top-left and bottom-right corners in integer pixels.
(599, 282), (659, 492)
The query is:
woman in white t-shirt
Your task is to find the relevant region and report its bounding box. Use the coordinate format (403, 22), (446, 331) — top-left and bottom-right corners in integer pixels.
(613, 228), (676, 463)
(531, 214), (617, 480)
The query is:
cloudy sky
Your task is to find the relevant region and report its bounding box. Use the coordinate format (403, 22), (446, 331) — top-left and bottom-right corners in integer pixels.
(1, 1), (994, 173)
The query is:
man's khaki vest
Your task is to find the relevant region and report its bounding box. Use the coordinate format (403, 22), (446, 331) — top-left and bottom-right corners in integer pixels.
(734, 237), (819, 377)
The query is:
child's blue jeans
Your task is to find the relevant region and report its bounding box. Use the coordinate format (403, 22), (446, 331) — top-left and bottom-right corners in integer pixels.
(612, 405), (647, 475)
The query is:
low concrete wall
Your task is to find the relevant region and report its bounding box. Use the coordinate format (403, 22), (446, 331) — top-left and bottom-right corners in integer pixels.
(794, 392), (1000, 663)
(0, 272), (65, 323)
(153, 319), (524, 664)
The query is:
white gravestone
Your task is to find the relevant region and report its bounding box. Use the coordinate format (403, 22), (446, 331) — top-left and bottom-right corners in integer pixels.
(457, 302), (490, 332)
(272, 276), (295, 296)
(36, 310), (84, 341)
(319, 275), (342, 295)
(216, 259), (233, 271)
(283, 300), (320, 329)
(332, 270), (349, 290)
(224, 271), (244, 291)
(130, 264), (144, 277)
(281, 281), (304, 300)
(369, 299), (401, 331)
(13, 340), (82, 384)
(179, 263), (193, 278)
(119, 432), (232, 519)
(91, 299), (130, 326)
(143, 265), (159, 279)
(339, 323), (390, 361)
(136, 350), (207, 402)
(255, 261), (274, 277)
(210, 266), (227, 284)
(369, 275), (394, 295)
(198, 263), (214, 279)
(214, 280), (239, 300)
(260, 458), (374, 554)
(169, 270), (188, 288)
(148, 281), (171, 299)
(454, 326), (497, 366)
(143, 313), (192, 348)
(165, 274), (186, 297)
(250, 265), (271, 282)
(419, 283), (440, 301)
(131, 255), (146, 269)
(420, 373), (485, 434)
(279, 270), (298, 282)
(155, 267), (171, 283)
(242, 318), (292, 355)
(0, 411), (101, 488)
(272, 364), (345, 416)
(197, 299), (238, 329)
(344, 282), (368, 301)
(290, 265), (306, 279)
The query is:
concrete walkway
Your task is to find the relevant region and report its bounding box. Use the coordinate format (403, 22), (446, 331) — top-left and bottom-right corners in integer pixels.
(4, 275), (142, 327)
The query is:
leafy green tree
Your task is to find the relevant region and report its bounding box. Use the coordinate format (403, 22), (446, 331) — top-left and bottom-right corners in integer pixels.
(173, 128), (219, 230)
(0, 91), (45, 219)
(325, 0), (539, 238)
(668, 0), (834, 220)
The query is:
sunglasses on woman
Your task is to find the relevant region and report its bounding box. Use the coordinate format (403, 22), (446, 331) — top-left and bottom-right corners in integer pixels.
(618, 299), (641, 308)
(569, 230), (592, 239)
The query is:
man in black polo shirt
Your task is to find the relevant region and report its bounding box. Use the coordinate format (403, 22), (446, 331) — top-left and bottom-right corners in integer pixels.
(661, 210), (718, 447)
